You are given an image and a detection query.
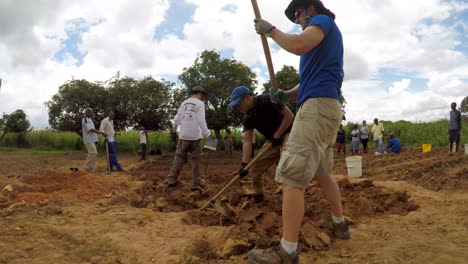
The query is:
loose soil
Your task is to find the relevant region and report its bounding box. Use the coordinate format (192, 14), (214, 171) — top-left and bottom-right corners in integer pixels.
(0, 148), (466, 263)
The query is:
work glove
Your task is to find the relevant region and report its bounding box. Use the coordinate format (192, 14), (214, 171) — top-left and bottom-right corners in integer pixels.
(254, 18), (275, 36)
(271, 90), (288, 105)
(239, 162), (249, 178)
(271, 137), (284, 147)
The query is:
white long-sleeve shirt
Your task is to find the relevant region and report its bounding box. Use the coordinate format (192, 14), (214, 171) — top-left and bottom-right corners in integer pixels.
(174, 97), (210, 140)
(99, 117), (116, 142)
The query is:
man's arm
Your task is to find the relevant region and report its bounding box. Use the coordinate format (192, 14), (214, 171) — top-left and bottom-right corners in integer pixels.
(198, 104), (210, 137)
(241, 130), (254, 164)
(173, 104), (183, 133)
(269, 26), (325, 56)
(458, 111), (462, 135)
(273, 106), (294, 139)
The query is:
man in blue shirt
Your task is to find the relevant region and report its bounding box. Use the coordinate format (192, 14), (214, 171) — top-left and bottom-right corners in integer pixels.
(385, 133), (401, 154)
(249, 1), (349, 263)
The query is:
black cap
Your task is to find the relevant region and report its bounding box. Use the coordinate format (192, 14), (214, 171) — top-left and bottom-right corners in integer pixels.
(192, 86), (206, 94)
(285, 0), (335, 23)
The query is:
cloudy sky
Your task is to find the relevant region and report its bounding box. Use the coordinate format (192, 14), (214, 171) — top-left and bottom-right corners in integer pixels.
(0, 0), (467, 128)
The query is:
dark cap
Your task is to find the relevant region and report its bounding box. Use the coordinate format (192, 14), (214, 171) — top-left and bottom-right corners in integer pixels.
(192, 86), (206, 94)
(285, 0), (335, 23)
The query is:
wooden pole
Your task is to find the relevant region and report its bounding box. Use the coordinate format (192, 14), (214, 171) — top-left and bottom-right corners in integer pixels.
(251, 0), (278, 91)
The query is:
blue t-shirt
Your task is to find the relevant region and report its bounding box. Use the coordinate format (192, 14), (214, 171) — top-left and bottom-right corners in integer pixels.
(386, 138), (401, 153)
(297, 15), (344, 111)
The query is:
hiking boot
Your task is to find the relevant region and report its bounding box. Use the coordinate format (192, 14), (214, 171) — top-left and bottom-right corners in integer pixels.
(319, 218), (351, 239)
(164, 177), (178, 187)
(192, 179), (206, 187)
(247, 242), (299, 264)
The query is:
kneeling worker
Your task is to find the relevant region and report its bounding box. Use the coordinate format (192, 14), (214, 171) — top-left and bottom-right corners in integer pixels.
(229, 86), (294, 202)
(385, 132), (401, 154)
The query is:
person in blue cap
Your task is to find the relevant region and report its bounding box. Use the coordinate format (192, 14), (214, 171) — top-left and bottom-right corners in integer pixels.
(229, 86), (294, 203)
(249, 1), (349, 263)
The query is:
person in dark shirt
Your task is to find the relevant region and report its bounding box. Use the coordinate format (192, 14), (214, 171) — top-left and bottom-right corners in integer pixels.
(449, 102), (462, 154)
(229, 86), (294, 202)
(336, 124), (345, 154)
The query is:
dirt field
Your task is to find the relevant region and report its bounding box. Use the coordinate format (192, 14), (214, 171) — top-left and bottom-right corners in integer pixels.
(0, 148), (467, 264)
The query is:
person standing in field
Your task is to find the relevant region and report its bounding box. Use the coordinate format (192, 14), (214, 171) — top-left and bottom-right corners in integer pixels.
(350, 124), (360, 155)
(164, 86), (210, 187)
(224, 129), (234, 156)
(449, 102), (462, 154)
(250, 1), (350, 262)
(100, 111), (125, 172)
(385, 132), (401, 154)
(360, 120), (369, 153)
(371, 118), (384, 155)
(139, 126), (149, 161)
(82, 108), (107, 173)
(230, 86), (294, 203)
(336, 124), (345, 154)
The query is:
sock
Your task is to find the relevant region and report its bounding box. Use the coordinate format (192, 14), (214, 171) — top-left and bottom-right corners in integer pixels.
(280, 237), (297, 255)
(332, 215), (345, 224)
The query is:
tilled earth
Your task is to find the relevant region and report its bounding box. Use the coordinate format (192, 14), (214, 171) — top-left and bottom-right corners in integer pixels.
(0, 148), (467, 263)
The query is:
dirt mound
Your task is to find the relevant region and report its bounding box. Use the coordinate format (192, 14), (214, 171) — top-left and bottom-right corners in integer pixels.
(127, 156), (418, 259)
(333, 150), (468, 191)
(9, 170), (125, 204)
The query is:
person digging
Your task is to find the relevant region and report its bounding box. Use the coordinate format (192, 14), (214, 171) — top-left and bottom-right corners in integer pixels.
(229, 86), (294, 203)
(249, 0), (350, 263)
(163, 86), (211, 188)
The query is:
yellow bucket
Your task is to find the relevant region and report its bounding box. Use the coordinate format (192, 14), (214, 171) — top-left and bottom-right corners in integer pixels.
(422, 144), (432, 153)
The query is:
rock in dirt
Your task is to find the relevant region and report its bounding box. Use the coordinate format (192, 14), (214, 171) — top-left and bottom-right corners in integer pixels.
(317, 232), (331, 247)
(340, 250), (351, 258)
(1, 184), (13, 196)
(218, 239), (250, 257)
(300, 222), (324, 250)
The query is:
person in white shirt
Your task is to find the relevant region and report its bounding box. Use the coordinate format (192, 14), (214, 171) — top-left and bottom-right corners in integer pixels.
(139, 126), (149, 161)
(82, 108), (106, 173)
(100, 111), (124, 172)
(164, 86), (210, 187)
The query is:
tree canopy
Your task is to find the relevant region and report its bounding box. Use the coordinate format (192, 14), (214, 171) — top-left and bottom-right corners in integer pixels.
(0, 109), (31, 142)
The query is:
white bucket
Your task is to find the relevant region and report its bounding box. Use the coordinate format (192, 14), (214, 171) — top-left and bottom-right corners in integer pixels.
(345, 156), (362, 178)
(465, 144), (468, 155)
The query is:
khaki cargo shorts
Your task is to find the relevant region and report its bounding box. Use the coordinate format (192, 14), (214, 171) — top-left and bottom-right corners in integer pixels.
(275, 98), (342, 189)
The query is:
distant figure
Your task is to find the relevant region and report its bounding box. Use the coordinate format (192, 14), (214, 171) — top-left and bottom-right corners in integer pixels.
(82, 108), (107, 173)
(100, 111), (125, 172)
(385, 133), (401, 154)
(350, 124), (360, 155)
(225, 129), (234, 156)
(139, 126), (149, 161)
(164, 86), (210, 187)
(449, 102), (462, 154)
(360, 120), (369, 153)
(372, 118), (385, 155)
(336, 124), (345, 154)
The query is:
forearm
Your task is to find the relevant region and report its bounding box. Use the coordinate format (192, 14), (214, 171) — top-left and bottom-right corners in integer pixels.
(286, 84), (299, 100)
(270, 28), (307, 55)
(274, 115), (293, 139)
(241, 141), (253, 164)
(90, 129), (102, 134)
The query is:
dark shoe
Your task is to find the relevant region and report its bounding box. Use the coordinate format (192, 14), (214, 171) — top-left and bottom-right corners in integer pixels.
(164, 177), (178, 187)
(247, 242), (299, 264)
(117, 168), (126, 172)
(319, 218), (351, 239)
(252, 193), (265, 203)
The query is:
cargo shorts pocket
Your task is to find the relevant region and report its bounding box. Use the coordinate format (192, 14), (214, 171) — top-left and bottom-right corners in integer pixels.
(277, 145), (312, 184)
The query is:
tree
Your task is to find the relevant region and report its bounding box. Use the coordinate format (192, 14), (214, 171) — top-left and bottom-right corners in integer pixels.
(263, 65), (300, 111)
(460, 96), (468, 121)
(46, 79), (108, 135)
(0, 109), (31, 143)
(46, 74), (175, 135)
(178, 50), (257, 141)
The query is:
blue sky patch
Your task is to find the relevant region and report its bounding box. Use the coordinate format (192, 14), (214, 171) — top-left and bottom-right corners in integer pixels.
(153, 0), (196, 42)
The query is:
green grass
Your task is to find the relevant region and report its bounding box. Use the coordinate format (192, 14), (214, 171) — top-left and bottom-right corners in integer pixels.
(0, 119), (466, 153)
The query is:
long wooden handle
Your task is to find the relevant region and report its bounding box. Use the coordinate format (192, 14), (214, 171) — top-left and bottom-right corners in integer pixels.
(200, 142), (272, 210)
(251, 0), (277, 91)
(104, 139), (111, 172)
